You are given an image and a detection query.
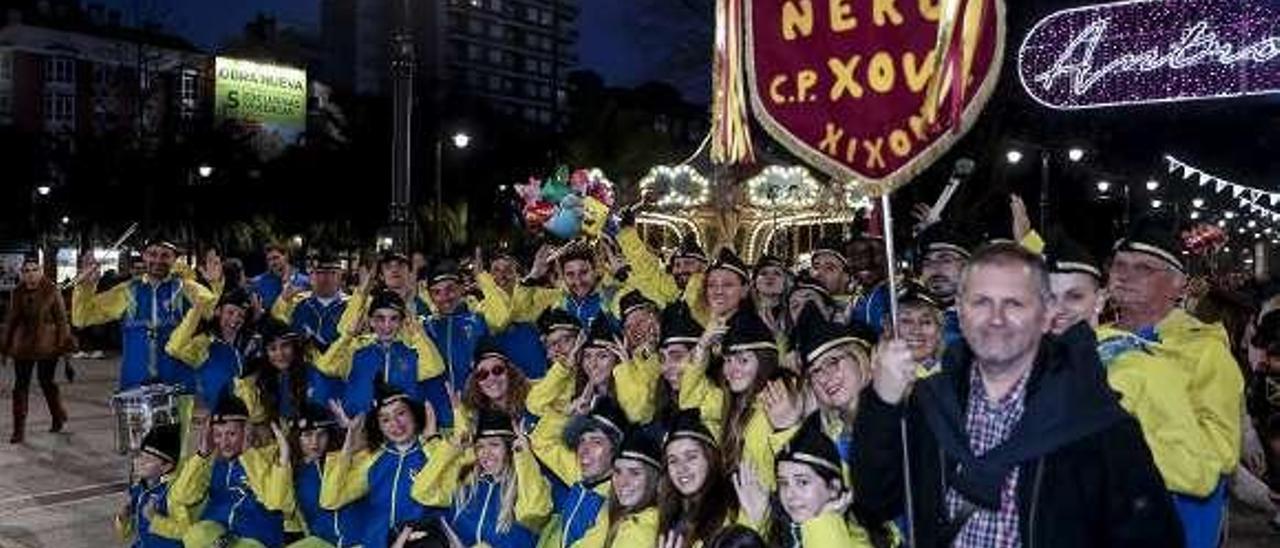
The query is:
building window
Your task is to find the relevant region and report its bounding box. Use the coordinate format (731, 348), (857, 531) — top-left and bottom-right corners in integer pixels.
(488, 74), (502, 91)
(540, 84), (551, 98)
(489, 0), (503, 11)
(0, 52), (13, 82)
(489, 22), (505, 39)
(45, 57), (75, 83)
(540, 60), (552, 75)
(523, 107), (538, 121)
(538, 109), (552, 124)
(488, 48), (502, 65)
(524, 6), (540, 23)
(43, 91), (75, 126)
(540, 9), (553, 25)
(180, 69), (198, 106)
(468, 43), (483, 61)
(92, 64), (110, 87)
(468, 18), (484, 35)
(0, 91), (12, 118)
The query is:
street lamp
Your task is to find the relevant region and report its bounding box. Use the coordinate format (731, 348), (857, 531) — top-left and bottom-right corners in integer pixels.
(1151, 199), (1163, 209)
(1192, 197), (1205, 208)
(1145, 180), (1160, 191)
(1005, 149), (1024, 164)
(1225, 211), (1236, 219)
(60, 215), (70, 225)
(1067, 148), (1085, 162)
(36, 185), (51, 196)
(1190, 211), (1200, 220)
(197, 165), (214, 178)
(452, 132), (471, 149)
(434, 130), (472, 253)
(1096, 181), (1111, 193)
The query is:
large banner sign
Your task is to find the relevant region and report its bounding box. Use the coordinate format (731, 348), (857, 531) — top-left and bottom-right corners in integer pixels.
(214, 57), (307, 155)
(1019, 0), (1280, 110)
(745, 0), (1005, 192)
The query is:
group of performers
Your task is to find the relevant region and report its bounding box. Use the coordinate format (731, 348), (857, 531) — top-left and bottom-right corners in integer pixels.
(68, 199), (1244, 548)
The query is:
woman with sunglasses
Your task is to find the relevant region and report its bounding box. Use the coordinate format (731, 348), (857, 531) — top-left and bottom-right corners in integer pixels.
(453, 340), (536, 435)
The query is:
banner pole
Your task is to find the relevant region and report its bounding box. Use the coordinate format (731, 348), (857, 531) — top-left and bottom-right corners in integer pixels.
(879, 192), (914, 547)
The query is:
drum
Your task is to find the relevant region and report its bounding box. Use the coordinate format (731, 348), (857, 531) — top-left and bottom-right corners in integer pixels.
(110, 384), (183, 454)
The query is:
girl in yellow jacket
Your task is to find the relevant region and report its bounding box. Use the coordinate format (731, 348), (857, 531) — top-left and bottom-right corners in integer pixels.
(574, 428), (664, 548)
(453, 340), (535, 436)
(736, 415), (872, 548)
(410, 409), (552, 547)
(679, 308), (789, 489)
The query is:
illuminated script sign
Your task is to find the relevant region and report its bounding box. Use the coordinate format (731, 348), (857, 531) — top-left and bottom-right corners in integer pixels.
(215, 57), (307, 156)
(1019, 0), (1280, 110)
(745, 0), (1005, 191)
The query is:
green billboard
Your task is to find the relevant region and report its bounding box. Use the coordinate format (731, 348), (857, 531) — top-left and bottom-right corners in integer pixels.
(214, 57), (307, 154)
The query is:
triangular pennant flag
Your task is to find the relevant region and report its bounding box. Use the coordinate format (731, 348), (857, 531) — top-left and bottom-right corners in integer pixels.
(1251, 189), (1263, 203)
(1233, 185), (1246, 198)
(1182, 166), (1197, 180)
(1199, 173), (1213, 186)
(1214, 179), (1227, 193)
(1167, 159), (1180, 174)
(1270, 194), (1280, 207)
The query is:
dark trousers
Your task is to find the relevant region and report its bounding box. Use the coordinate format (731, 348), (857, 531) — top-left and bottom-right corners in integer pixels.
(11, 358), (65, 435)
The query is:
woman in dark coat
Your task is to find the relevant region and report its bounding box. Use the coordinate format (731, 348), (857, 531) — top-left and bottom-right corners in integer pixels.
(2, 257), (75, 443)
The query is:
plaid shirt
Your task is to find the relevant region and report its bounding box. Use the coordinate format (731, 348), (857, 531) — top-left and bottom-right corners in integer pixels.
(946, 367), (1030, 548)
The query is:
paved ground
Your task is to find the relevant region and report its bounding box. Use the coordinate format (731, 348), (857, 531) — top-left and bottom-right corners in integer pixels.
(0, 356), (1275, 547)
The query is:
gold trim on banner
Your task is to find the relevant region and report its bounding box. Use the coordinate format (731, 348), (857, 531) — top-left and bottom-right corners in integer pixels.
(742, 0), (1006, 197)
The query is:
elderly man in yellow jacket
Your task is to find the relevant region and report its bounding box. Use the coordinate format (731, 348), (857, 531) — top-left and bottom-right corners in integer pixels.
(1045, 219), (1241, 548)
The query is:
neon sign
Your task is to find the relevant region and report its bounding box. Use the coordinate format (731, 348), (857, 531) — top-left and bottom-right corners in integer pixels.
(1018, 0), (1280, 109)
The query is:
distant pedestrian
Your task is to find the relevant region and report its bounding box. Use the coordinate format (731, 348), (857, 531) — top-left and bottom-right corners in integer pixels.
(2, 255), (75, 443)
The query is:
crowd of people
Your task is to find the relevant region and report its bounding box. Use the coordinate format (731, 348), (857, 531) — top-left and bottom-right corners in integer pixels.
(3, 195), (1280, 548)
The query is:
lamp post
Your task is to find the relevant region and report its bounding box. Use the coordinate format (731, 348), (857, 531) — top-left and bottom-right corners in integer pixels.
(388, 0), (415, 252)
(1005, 142), (1089, 230)
(433, 131), (470, 254)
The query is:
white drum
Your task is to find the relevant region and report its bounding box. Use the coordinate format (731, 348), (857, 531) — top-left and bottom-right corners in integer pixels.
(110, 384), (183, 454)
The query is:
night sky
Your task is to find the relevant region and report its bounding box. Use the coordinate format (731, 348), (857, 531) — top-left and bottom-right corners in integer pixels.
(97, 0), (672, 93)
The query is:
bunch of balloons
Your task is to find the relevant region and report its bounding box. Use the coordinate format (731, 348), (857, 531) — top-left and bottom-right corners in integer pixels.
(1181, 223), (1228, 256)
(516, 166), (618, 240)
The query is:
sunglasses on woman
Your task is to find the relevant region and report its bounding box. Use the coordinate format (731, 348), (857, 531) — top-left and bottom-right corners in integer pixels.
(474, 363), (507, 382)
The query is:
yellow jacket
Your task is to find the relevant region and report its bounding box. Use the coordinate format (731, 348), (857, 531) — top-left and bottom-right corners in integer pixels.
(796, 512), (874, 547)
(526, 361), (576, 419)
(71, 275), (215, 328)
(410, 438), (553, 530)
(677, 356), (779, 489)
(169, 445), (294, 512)
(113, 473), (198, 543)
(314, 316), (446, 381)
(526, 355), (662, 425)
(318, 436), (447, 510)
(616, 227), (680, 306)
(572, 506), (659, 548)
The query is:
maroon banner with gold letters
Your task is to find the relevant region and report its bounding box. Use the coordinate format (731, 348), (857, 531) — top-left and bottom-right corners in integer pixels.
(745, 0), (1005, 193)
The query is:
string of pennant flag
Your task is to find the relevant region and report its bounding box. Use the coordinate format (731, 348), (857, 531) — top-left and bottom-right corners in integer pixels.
(1164, 155), (1280, 223)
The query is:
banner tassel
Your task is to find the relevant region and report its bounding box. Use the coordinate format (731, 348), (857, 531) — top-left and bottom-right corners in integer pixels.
(711, 0), (755, 165)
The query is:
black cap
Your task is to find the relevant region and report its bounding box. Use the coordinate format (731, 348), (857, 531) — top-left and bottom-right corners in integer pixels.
(378, 250), (411, 267)
(1044, 232), (1102, 280)
(778, 414), (843, 478)
(619, 289), (657, 321)
(672, 233), (708, 264)
(721, 308), (775, 354)
(367, 289), (406, 316)
(660, 301), (703, 347)
(473, 337), (511, 364)
(811, 235), (848, 266)
(663, 408), (717, 448)
(257, 317), (299, 345)
(793, 301), (871, 369)
(564, 396), (629, 449)
(918, 220), (976, 259)
(374, 381), (412, 410)
(897, 280), (943, 310)
(140, 423), (182, 464)
(211, 394), (250, 423)
(709, 248), (750, 282)
(476, 409), (517, 439)
(314, 253), (343, 271)
(752, 254), (787, 277)
(427, 259), (462, 287)
(536, 308), (581, 335)
(217, 287), (252, 310)
(617, 427), (663, 469)
(293, 403), (337, 432)
(791, 272), (833, 303)
(584, 312), (623, 356)
(1113, 213), (1184, 273)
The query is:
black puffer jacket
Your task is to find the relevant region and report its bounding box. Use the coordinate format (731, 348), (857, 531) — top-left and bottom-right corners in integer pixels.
(853, 324), (1183, 548)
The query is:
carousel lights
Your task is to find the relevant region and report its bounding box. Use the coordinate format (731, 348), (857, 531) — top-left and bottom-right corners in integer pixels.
(639, 165), (711, 209)
(1150, 199), (1163, 209)
(1145, 180), (1160, 191)
(1189, 211), (1200, 220)
(1095, 180), (1111, 193)
(1192, 197), (1205, 208)
(745, 165), (821, 209)
(1225, 211), (1236, 219)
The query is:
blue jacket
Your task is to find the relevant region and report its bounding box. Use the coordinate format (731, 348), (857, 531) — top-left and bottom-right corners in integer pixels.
(193, 336), (257, 410)
(449, 477), (539, 548)
(494, 322), (548, 380)
(343, 340), (434, 418)
(121, 278), (200, 391)
(361, 441), (439, 548)
(296, 460), (363, 547)
(201, 458), (284, 546)
(554, 479), (609, 548)
(263, 366), (345, 421)
(849, 283), (890, 334)
(291, 294), (348, 353)
(125, 478), (182, 548)
(253, 270), (310, 311)
(424, 306), (490, 428)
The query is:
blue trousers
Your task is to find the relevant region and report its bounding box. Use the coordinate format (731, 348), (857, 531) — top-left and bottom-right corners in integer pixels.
(1171, 478), (1227, 548)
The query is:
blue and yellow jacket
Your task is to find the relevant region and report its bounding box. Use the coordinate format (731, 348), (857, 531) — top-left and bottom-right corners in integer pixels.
(252, 269), (310, 312)
(72, 275), (215, 390)
(469, 273), (549, 379)
(784, 512), (875, 548)
(511, 280), (623, 330)
(529, 412), (612, 548)
(234, 366), (345, 425)
(290, 458), (364, 547)
(1098, 312), (1243, 495)
(320, 437), (447, 548)
(272, 291), (350, 359)
(316, 319), (446, 418)
(165, 299), (260, 410)
(424, 302), (491, 429)
(526, 353), (662, 425)
(114, 474), (193, 548)
(616, 227), (713, 326)
(411, 438), (552, 547)
(573, 506), (659, 548)
(169, 445), (293, 547)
